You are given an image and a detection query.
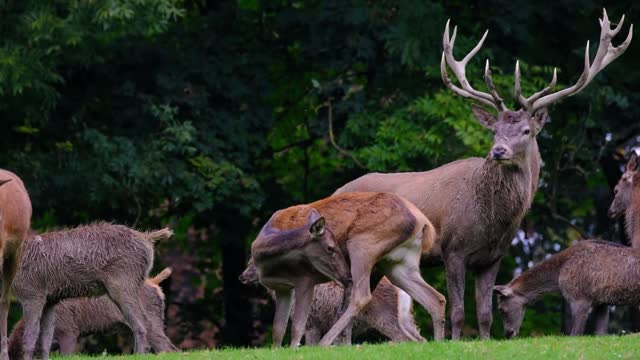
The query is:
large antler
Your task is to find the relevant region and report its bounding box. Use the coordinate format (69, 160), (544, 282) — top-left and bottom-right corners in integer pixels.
(516, 8), (633, 114)
(441, 20), (507, 111)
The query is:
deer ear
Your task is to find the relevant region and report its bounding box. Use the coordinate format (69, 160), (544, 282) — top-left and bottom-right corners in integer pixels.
(627, 152), (638, 172)
(471, 104), (497, 129)
(493, 285), (513, 297)
(0, 179), (12, 187)
(532, 108), (549, 134)
(308, 209), (325, 237)
(309, 217), (325, 237)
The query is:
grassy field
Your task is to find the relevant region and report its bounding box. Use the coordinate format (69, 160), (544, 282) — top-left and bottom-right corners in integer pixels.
(63, 336), (638, 360)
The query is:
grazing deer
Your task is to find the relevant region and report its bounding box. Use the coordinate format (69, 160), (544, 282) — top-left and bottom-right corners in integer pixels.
(252, 192), (444, 347)
(251, 206), (352, 347)
(240, 261), (424, 344)
(0, 170), (32, 360)
(609, 152), (640, 247)
(494, 240), (640, 337)
(12, 224), (172, 360)
(8, 268), (176, 357)
(335, 9), (632, 339)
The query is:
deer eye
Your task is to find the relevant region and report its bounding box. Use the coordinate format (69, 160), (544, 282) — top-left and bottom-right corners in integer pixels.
(522, 129), (531, 136)
(327, 245), (335, 254)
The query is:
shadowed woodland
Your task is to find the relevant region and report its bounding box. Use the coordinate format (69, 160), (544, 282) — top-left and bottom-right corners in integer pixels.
(1, 0), (639, 352)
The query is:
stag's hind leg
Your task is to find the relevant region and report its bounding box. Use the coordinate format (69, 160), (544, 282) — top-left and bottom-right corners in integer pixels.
(592, 304), (609, 335)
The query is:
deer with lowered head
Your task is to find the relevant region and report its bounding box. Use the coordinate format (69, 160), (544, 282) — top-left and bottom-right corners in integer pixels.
(494, 240), (640, 337)
(609, 151), (640, 248)
(240, 260), (424, 344)
(335, 9), (632, 339)
(12, 223), (172, 360)
(8, 268), (177, 357)
(0, 170), (32, 360)
(251, 192), (444, 347)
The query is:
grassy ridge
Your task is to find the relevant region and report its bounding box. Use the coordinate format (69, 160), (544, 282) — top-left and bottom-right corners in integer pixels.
(65, 336), (638, 360)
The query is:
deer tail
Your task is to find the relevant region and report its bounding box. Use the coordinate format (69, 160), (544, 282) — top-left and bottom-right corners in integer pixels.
(150, 267), (173, 285)
(421, 220), (437, 254)
(144, 228), (174, 243)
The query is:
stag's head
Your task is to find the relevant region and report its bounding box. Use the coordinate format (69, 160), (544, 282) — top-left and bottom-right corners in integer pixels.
(609, 152), (639, 218)
(494, 285), (526, 338)
(442, 9), (632, 165)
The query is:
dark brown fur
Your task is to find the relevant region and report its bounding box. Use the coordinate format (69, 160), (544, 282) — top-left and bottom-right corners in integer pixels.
(610, 152), (640, 248)
(495, 240), (638, 337)
(11, 223), (172, 359)
(8, 268), (176, 357)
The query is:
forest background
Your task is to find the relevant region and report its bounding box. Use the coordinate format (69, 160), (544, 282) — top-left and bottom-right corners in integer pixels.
(0, 0), (638, 352)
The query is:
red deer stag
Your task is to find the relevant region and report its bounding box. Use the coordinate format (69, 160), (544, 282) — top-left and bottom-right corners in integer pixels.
(494, 240), (639, 337)
(251, 192), (444, 347)
(335, 9), (632, 339)
(609, 151), (640, 247)
(0, 170), (32, 360)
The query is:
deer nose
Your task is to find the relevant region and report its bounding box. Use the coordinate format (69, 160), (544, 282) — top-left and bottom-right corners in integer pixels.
(492, 146), (507, 159)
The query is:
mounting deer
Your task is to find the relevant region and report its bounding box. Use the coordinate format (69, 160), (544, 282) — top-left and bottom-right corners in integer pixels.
(494, 240), (640, 337)
(609, 151), (640, 247)
(335, 9), (632, 339)
(240, 260), (423, 344)
(251, 192), (444, 347)
(0, 170), (32, 360)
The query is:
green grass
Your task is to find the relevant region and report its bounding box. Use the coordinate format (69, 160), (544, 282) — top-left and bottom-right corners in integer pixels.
(62, 336), (638, 360)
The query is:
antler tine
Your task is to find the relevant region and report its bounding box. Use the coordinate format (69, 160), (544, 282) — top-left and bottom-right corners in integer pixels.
(514, 60), (558, 111)
(484, 60), (506, 111)
(441, 19), (505, 111)
(526, 8), (632, 113)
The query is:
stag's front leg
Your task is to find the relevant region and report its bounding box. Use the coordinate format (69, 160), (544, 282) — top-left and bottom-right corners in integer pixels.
(475, 259), (501, 339)
(290, 279), (314, 347)
(272, 289), (293, 347)
(445, 254), (466, 340)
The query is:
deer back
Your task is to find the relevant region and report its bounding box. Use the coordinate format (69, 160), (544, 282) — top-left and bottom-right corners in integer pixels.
(0, 169), (32, 249)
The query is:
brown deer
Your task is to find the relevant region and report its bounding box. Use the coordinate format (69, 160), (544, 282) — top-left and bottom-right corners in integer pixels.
(250, 206), (352, 347)
(8, 268), (177, 357)
(0, 170), (32, 360)
(240, 261), (424, 343)
(494, 240), (640, 337)
(335, 9), (632, 339)
(609, 151), (640, 247)
(12, 224), (172, 360)
(251, 192), (445, 347)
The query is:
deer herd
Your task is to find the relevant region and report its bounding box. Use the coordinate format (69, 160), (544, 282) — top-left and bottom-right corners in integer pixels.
(0, 7), (635, 359)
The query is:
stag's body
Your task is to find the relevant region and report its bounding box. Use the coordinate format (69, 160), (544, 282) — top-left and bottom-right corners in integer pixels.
(0, 171), (32, 360)
(495, 240), (640, 337)
(336, 9), (632, 339)
(8, 268), (176, 357)
(12, 223), (171, 360)
(253, 192), (445, 346)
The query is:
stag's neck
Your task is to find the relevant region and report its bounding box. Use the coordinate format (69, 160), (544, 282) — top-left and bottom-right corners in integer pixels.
(510, 252), (566, 303)
(473, 140), (540, 223)
(627, 188), (640, 248)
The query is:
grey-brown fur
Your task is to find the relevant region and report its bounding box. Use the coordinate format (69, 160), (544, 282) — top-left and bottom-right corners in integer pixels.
(240, 262), (423, 343)
(495, 240), (639, 337)
(609, 152), (640, 247)
(8, 268), (176, 357)
(11, 223), (172, 360)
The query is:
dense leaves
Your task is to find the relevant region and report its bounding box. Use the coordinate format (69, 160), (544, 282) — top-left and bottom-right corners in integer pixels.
(0, 0), (638, 350)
